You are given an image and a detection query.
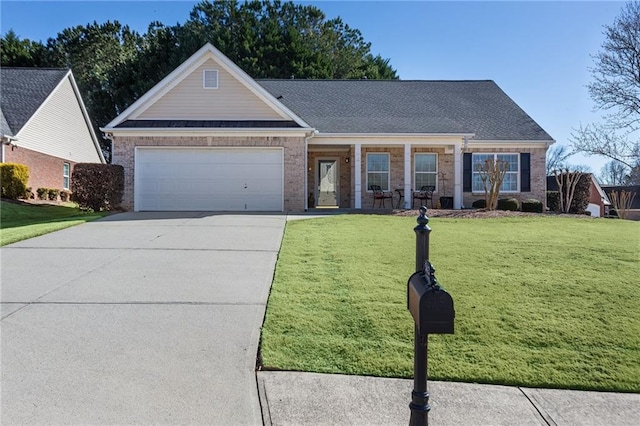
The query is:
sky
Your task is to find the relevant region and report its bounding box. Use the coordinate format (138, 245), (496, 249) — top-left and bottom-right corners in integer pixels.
(0, 0), (628, 174)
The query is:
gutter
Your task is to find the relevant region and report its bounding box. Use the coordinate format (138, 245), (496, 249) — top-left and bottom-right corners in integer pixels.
(99, 127), (315, 138)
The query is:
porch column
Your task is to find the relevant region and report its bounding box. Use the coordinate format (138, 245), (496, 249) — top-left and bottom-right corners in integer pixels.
(404, 143), (412, 209)
(304, 137), (309, 210)
(453, 142), (463, 209)
(354, 143), (362, 209)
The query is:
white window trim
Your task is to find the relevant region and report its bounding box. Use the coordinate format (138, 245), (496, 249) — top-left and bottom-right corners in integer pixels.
(414, 153), (438, 192)
(63, 162), (70, 190)
(366, 152), (390, 192)
(472, 153), (520, 193)
(203, 69), (219, 89)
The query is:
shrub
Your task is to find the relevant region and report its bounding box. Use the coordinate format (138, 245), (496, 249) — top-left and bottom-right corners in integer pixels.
(522, 199), (543, 213)
(48, 188), (59, 201)
(71, 163), (124, 211)
(497, 198), (519, 211)
(60, 190), (70, 202)
(0, 163), (29, 199)
(547, 191), (560, 212)
(37, 187), (49, 200)
(472, 199), (486, 208)
(25, 187), (34, 199)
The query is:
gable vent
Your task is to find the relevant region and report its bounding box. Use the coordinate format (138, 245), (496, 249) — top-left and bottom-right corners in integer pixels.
(203, 69), (219, 89)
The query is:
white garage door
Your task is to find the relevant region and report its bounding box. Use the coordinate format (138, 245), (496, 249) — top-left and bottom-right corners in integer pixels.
(135, 147), (283, 211)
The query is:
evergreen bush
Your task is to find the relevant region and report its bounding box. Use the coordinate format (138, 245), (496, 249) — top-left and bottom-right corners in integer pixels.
(522, 199), (543, 213)
(71, 163), (124, 211)
(497, 198), (519, 211)
(0, 163), (29, 199)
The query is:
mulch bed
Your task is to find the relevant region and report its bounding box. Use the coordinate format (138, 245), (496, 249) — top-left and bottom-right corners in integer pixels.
(386, 208), (593, 219)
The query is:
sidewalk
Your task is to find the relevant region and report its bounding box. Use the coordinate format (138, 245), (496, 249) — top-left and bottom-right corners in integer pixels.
(257, 371), (640, 426)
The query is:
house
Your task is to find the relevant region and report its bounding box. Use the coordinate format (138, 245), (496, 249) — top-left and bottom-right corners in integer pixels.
(547, 174), (611, 217)
(602, 185), (640, 220)
(102, 43), (554, 212)
(0, 68), (105, 194)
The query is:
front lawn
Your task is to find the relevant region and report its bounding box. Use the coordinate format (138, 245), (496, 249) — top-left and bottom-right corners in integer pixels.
(260, 215), (640, 392)
(0, 200), (108, 246)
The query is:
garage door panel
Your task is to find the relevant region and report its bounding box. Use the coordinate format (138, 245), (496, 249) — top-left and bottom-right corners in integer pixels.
(136, 148), (283, 212)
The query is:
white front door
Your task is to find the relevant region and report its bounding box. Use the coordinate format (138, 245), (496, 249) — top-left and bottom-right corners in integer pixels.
(317, 160), (338, 207)
(135, 147), (283, 211)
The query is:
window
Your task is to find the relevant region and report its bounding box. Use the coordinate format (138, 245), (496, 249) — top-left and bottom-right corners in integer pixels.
(366, 153), (390, 191)
(472, 153), (519, 192)
(63, 163), (70, 189)
(414, 153), (437, 190)
(203, 69), (219, 89)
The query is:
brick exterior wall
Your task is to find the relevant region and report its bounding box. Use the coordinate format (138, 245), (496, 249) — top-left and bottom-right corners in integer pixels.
(349, 147), (453, 209)
(3, 145), (76, 193)
(112, 135), (305, 212)
(112, 137), (548, 212)
(462, 147), (547, 209)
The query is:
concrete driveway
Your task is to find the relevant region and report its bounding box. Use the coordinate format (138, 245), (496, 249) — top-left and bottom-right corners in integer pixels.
(1, 212), (286, 425)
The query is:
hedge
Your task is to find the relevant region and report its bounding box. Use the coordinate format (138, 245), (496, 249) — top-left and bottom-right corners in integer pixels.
(71, 163), (124, 211)
(547, 191), (560, 212)
(37, 188), (49, 200)
(0, 163), (29, 199)
(497, 198), (519, 211)
(522, 199), (543, 213)
(472, 199), (486, 208)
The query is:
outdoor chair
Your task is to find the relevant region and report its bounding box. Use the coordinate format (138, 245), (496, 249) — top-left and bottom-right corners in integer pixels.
(369, 185), (394, 208)
(412, 185), (435, 209)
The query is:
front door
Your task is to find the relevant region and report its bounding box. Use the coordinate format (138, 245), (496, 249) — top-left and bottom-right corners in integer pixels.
(317, 160), (338, 207)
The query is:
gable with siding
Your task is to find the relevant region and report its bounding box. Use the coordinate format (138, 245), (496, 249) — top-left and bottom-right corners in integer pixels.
(0, 68), (104, 163)
(17, 75), (103, 163)
(135, 59), (286, 121)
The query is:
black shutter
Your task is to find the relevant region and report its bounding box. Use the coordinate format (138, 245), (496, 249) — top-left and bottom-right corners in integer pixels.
(520, 153), (531, 192)
(463, 153), (472, 192)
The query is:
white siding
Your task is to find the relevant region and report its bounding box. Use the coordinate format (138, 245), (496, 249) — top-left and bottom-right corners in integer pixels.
(135, 59), (285, 121)
(16, 77), (102, 163)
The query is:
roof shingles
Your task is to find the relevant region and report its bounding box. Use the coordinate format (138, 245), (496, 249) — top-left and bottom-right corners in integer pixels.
(0, 68), (69, 135)
(257, 79), (553, 141)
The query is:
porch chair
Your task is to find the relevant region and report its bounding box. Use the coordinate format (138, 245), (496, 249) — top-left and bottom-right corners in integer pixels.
(412, 185), (435, 209)
(369, 185), (394, 208)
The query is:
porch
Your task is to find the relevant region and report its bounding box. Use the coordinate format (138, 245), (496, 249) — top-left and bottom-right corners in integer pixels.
(306, 140), (465, 211)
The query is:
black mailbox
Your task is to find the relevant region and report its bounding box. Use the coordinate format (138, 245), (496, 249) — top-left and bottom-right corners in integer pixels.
(407, 264), (455, 335)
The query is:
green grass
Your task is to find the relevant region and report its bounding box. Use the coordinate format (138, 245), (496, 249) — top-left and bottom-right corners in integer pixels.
(0, 200), (108, 246)
(260, 215), (640, 392)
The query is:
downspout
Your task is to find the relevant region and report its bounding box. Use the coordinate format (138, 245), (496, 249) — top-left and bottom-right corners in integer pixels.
(1, 135), (19, 163)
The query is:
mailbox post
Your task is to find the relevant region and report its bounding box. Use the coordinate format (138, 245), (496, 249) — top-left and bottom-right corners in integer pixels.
(408, 207), (455, 426)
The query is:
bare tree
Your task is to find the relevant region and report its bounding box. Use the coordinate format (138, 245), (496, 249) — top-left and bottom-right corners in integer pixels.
(546, 144), (573, 175)
(572, 123), (638, 168)
(553, 168), (585, 214)
(609, 190), (637, 219)
(599, 161), (629, 185)
(478, 158), (509, 210)
(571, 2), (640, 168)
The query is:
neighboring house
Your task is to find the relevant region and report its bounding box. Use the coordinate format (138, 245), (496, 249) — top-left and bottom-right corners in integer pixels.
(102, 43), (554, 212)
(1, 68), (105, 194)
(546, 174), (611, 217)
(602, 185), (640, 221)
